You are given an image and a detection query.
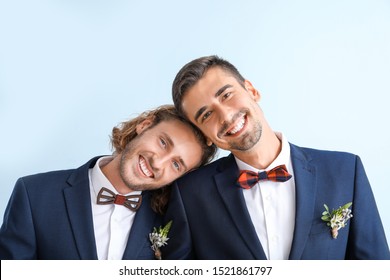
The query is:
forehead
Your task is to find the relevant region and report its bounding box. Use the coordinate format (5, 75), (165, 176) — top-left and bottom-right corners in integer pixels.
(190, 67), (236, 93)
(182, 67), (238, 119)
(149, 119), (202, 167)
(152, 119), (194, 137)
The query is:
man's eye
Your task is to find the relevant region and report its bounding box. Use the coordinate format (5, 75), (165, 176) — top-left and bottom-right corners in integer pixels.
(160, 138), (167, 148)
(173, 161), (180, 171)
(223, 92), (231, 99)
(202, 111), (212, 121)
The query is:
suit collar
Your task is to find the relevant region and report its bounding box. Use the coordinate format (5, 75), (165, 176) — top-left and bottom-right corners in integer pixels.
(216, 145), (318, 260)
(65, 157), (159, 260)
(122, 191), (159, 259)
(64, 156), (102, 259)
(288, 144), (317, 259)
(215, 155), (267, 259)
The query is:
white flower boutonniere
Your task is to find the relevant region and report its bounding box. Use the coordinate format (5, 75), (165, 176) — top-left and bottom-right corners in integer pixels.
(149, 220), (172, 260)
(321, 202), (353, 239)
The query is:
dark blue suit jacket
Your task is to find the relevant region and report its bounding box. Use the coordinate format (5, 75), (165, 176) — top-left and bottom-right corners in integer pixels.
(162, 144), (390, 259)
(0, 157), (163, 260)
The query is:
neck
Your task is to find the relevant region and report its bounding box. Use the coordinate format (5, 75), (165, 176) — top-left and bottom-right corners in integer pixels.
(233, 129), (281, 170)
(101, 155), (134, 194)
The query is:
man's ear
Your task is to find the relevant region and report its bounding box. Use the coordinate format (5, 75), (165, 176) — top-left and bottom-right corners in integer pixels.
(135, 117), (154, 135)
(244, 80), (261, 102)
(206, 138), (213, 146)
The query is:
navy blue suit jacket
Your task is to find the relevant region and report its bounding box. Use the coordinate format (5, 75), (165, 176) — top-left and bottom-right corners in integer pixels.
(0, 157), (163, 260)
(162, 144), (390, 259)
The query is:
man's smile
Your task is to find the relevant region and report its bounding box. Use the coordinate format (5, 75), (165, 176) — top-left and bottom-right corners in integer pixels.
(138, 155), (154, 178)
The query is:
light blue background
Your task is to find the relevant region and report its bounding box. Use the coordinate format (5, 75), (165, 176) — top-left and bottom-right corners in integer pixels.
(1, 0), (389, 242)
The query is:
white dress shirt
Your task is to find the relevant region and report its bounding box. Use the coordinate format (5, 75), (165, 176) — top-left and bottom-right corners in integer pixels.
(235, 132), (296, 260)
(88, 156), (142, 260)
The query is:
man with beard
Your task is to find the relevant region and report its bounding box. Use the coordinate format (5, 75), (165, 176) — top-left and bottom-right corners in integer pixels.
(0, 105), (217, 260)
(162, 55), (389, 260)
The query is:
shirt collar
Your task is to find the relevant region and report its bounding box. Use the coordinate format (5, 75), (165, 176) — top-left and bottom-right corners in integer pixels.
(235, 132), (291, 172)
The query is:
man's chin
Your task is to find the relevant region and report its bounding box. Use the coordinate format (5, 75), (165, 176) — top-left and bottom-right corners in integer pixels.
(124, 182), (160, 192)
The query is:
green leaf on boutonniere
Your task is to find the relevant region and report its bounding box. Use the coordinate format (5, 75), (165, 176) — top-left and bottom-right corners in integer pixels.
(321, 203), (353, 239)
(341, 202), (352, 209)
(324, 204), (329, 213)
(149, 220), (173, 260)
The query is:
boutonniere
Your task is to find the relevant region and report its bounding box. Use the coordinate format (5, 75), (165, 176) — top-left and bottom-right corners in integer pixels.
(149, 220), (172, 260)
(321, 202), (353, 239)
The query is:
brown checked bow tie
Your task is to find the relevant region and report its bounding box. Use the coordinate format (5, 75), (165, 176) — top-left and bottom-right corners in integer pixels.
(96, 187), (142, 212)
(237, 164), (292, 189)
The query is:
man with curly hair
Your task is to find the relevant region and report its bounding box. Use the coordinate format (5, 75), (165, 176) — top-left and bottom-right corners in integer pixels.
(0, 105), (217, 260)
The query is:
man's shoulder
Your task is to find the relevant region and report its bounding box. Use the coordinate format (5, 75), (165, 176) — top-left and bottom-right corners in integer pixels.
(16, 156), (101, 188)
(20, 168), (76, 183)
(179, 156), (231, 181)
(290, 143), (360, 165)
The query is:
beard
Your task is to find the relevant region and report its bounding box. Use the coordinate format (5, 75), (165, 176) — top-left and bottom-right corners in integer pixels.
(218, 109), (263, 152)
(118, 136), (165, 192)
(228, 120), (262, 151)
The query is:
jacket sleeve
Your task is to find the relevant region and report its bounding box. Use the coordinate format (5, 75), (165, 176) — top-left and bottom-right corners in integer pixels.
(0, 178), (37, 259)
(347, 156), (390, 259)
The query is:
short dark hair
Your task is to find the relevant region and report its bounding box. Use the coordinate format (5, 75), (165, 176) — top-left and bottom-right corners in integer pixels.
(172, 55), (246, 118)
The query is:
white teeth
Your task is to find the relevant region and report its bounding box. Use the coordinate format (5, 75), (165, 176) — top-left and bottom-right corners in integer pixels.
(139, 157), (153, 177)
(228, 117), (245, 135)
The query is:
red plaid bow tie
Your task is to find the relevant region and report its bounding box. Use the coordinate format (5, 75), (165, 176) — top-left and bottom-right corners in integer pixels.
(237, 164), (292, 189)
(96, 187), (142, 212)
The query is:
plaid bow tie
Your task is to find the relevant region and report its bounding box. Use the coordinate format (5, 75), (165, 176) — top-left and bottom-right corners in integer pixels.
(96, 187), (142, 212)
(237, 164), (292, 189)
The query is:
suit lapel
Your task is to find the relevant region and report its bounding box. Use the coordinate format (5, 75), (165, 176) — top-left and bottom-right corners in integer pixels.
(214, 155), (267, 259)
(63, 157), (100, 260)
(122, 191), (158, 259)
(288, 144), (317, 259)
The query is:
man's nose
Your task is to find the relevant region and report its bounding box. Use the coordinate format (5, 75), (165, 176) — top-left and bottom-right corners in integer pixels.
(151, 153), (171, 170)
(217, 105), (234, 125)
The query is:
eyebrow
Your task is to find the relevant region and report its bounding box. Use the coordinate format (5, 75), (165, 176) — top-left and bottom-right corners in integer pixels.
(193, 84), (233, 123)
(161, 132), (188, 172)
